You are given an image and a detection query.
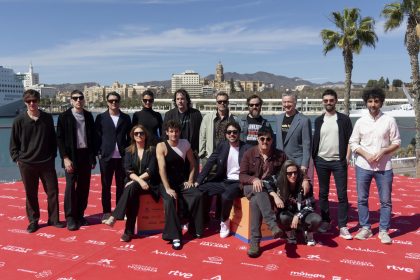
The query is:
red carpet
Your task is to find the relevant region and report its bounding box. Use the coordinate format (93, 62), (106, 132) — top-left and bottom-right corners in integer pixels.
(0, 168), (419, 280)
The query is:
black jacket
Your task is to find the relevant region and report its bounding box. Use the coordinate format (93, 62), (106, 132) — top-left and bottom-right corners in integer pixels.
(57, 108), (96, 168)
(95, 110), (131, 161)
(196, 140), (248, 184)
(312, 112), (353, 161)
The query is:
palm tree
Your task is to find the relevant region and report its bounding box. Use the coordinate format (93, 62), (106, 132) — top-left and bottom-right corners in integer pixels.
(382, 0), (420, 177)
(321, 8), (378, 115)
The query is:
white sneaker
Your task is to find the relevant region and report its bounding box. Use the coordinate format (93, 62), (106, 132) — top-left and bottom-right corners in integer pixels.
(101, 213), (111, 224)
(378, 231), (392, 244)
(339, 227), (353, 240)
(220, 220), (230, 238)
(305, 231), (316, 246)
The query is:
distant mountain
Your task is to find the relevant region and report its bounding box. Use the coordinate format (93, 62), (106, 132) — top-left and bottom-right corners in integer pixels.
(46, 82), (99, 92)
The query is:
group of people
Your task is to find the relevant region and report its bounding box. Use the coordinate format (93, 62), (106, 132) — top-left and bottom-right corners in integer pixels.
(9, 86), (400, 257)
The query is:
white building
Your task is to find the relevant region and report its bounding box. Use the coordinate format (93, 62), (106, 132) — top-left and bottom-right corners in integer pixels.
(171, 70), (203, 98)
(18, 63), (40, 88)
(26, 84), (58, 98)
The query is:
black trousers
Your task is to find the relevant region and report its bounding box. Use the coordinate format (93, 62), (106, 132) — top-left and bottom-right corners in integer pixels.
(278, 210), (322, 232)
(99, 158), (125, 213)
(198, 180), (242, 221)
(18, 159), (60, 224)
(112, 181), (151, 235)
(160, 184), (204, 241)
(64, 149), (92, 221)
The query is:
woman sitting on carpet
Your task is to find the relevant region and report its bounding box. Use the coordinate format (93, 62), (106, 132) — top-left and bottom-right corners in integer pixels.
(270, 160), (321, 246)
(103, 124), (160, 242)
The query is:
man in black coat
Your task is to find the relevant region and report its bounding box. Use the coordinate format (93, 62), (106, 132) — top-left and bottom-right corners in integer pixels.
(196, 121), (248, 238)
(57, 90), (96, 230)
(95, 91), (131, 222)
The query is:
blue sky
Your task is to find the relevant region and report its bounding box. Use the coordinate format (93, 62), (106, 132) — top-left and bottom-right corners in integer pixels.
(0, 0), (411, 85)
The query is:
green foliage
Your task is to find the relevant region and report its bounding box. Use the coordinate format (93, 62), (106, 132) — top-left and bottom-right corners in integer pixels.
(392, 79), (403, 87)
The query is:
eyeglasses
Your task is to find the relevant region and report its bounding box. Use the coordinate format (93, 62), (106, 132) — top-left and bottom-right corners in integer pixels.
(249, 103), (261, 108)
(71, 96), (84, 101)
(108, 99), (119, 104)
(143, 99), (154, 103)
(322, 99), (335, 104)
(25, 99), (38, 104)
(217, 100), (228, 104)
(226, 130), (239, 135)
(259, 136), (272, 142)
(134, 131), (145, 137)
(286, 171), (298, 176)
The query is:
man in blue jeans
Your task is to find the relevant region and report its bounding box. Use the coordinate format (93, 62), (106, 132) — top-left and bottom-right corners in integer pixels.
(349, 88), (401, 244)
(312, 89), (353, 240)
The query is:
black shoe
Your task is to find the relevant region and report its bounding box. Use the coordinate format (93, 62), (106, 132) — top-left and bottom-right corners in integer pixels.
(27, 222), (39, 233)
(48, 221), (65, 228)
(172, 239), (182, 250)
(271, 225), (283, 239)
(247, 242), (261, 258)
(66, 218), (79, 231)
(79, 217), (89, 226)
(120, 233), (132, 242)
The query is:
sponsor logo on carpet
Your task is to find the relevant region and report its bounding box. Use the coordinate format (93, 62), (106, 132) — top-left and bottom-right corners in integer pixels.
(7, 204), (25, 209)
(86, 258), (116, 269)
(127, 264), (158, 272)
(8, 216), (25, 221)
(0, 195), (18, 199)
(57, 277), (76, 280)
(202, 275), (222, 280)
(60, 236), (77, 242)
(386, 265), (414, 273)
(1, 245), (32, 253)
(35, 250), (82, 261)
(392, 240), (413, 245)
(0, 262), (5, 268)
(405, 252), (420, 260)
(339, 259), (374, 267)
(151, 249), (187, 259)
(85, 239), (107, 246)
(302, 254), (330, 263)
(345, 246), (386, 254)
(199, 241), (230, 249)
(8, 229), (29, 235)
(265, 264), (279, 271)
(289, 271), (326, 278)
(36, 233), (55, 239)
(114, 244), (136, 252)
(202, 256), (223, 265)
(168, 270), (193, 278)
(16, 269), (52, 278)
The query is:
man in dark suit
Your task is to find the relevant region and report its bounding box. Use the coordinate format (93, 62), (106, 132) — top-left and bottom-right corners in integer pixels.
(57, 90), (96, 231)
(95, 91), (131, 222)
(196, 121), (247, 238)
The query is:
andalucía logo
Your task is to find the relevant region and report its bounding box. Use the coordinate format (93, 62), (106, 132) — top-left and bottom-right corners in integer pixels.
(151, 249), (187, 259)
(345, 246), (386, 254)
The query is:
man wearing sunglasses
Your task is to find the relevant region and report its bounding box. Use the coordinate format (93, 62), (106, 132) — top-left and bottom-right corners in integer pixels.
(199, 92), (237, 165)
(239, 94), (268, 146)
(57, 90), (96, 231)
(95, 91), (131, 223)
(10, 89), (65, 233)
(196, 121), (247, 238)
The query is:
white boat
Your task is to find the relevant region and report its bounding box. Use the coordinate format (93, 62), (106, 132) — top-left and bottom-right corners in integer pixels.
(0, 66), (25, 117)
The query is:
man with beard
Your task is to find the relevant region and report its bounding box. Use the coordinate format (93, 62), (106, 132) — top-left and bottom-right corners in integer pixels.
(239, 94), (268, 146)
(349, 88), (400, 244)
(312, 89), (353, 239)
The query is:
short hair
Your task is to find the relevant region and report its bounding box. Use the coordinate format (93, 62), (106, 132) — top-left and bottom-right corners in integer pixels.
(257, 124), (274, 137)
(173, 89), (191, 107)
(23, 89), (40, 102)
(246, 94), (263, 106)
(225, 121), (241, 134)
(322, 89), (337, 99)
(282, 92), (297, 102)
(362, 87), (385, 104)
(142, 90), (154, 98)
(71, 89), (84, 97)
(216, 91), (229, 100)
(164, 120), (181, 131)
(106, 91), (121, 102)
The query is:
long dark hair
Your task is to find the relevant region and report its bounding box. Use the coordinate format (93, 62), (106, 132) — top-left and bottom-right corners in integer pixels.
(126, 124), (150, 154)
(276, 160), (304, 201)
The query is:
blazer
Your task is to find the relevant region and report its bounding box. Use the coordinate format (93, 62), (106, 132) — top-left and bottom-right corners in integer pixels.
(95, 110), (131, 161)
(57, 108), (96, 168)
(196, 140), (248, 184)
(275, 111), (312, 168)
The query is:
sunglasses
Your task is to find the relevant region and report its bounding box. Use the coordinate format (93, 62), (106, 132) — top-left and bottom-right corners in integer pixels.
(286, 171), (298, 176)
(259, 136), (272, 142)
(226, 130), (239, 135)
(25, 99), (38, 104)
(249, 103), (261, 108)
(134, 131), (145, 137)
(71, 96), (84, 101)
(108, 99), (119, 104)
(217, 100), (228, 104)
(143, 99), (154, 103)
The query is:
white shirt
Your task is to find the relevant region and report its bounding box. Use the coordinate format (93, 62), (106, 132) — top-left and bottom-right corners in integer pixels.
(226, 145), (240, 180)
(171, 139), (191, 160)
(349, 111), (401, 171)
(110, 114), (121, 158)
(318, 114), (339, 161)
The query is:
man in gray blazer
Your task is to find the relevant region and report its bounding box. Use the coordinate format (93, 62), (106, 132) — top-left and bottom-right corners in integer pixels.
(275, 92), (312, 174)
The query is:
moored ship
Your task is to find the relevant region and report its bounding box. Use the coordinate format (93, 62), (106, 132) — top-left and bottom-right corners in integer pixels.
(0, 66), (24, 117)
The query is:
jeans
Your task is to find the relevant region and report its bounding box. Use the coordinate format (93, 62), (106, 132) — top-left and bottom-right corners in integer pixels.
(356, 166), (393, 231)
(314, 157), (348, 228)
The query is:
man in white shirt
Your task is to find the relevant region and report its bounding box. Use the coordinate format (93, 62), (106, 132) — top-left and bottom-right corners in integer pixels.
(349, 88), (401, 244)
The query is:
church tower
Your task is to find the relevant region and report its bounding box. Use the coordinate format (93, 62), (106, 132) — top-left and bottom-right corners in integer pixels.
(215, 61), (224, 82)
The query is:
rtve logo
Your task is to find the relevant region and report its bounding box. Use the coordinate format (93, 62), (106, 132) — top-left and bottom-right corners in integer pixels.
(168, 270), (193, 278)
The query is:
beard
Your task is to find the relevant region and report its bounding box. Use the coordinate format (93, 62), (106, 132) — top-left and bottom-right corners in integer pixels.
(325, 105), (335, 112)
(250, 108), (260, 118)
